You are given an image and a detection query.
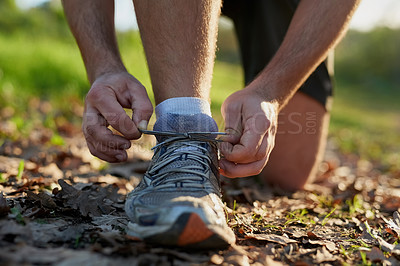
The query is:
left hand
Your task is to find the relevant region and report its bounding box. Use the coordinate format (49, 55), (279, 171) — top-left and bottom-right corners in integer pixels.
(219, 87), (278, 177)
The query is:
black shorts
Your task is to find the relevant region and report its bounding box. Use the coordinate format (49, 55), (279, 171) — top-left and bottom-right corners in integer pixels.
(222, 0), (333, 108)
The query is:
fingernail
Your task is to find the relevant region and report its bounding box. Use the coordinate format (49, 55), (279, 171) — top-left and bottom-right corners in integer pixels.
(116, 154), (124, 161)
(138, 120), (148, 130)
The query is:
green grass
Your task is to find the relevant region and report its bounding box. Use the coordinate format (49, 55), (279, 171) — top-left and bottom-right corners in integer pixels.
(329, 77), (400, 170)
(0, 33), (87, 101)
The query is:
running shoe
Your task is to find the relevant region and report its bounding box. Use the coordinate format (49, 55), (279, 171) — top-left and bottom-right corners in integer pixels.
(125, 114), (235, 248)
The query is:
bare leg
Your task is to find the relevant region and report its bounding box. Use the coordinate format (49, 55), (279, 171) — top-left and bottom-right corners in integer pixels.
(133, 0), (222, 104)
(259, 92), (330, 191)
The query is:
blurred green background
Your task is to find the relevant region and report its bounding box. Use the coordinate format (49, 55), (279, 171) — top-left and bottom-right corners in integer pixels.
(0, 0), (399, 171)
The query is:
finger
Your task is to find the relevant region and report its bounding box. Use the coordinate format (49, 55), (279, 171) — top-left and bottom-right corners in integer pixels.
(84, 124), (131, 149)
(221, 116), (269, 163)
(219, 158), (267, 178)
(221, 101), (242, 144)
(218, 128), (241, 144)
(87, 141), (128, 163)
(83, 107), (131, 149)
(87, 87), (140, 139)
(221, 133), (271, 164)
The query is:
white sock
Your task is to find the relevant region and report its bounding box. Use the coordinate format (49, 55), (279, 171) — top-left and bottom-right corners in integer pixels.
(155, 97), (212, 118)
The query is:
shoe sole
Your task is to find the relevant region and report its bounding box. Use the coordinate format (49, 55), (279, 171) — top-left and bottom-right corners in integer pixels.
(127, 212), (235, 249)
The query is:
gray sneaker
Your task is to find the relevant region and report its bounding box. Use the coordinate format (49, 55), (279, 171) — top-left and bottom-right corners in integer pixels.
(125, 134), (235, 248)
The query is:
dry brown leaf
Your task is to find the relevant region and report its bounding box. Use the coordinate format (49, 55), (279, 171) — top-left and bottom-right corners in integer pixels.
(91, 214), (128, 229)
(376, 236), (400, 255)
(314, 247), (336, 263)
(284, 228), (305, 238)
(367, 247), (386, 263)
(26, 191), (57, 209)
(265, 256), (285, 266)
(56, 179), (120, 217)
(0, 245), (136, 265)
(245, 233), (297, 245)
(210, 254), (224, 264)
(306, 231), (320, 240)
(0, 220), (32, 243)
(305, 239), (337, 252)
(224, 254), (250, 266)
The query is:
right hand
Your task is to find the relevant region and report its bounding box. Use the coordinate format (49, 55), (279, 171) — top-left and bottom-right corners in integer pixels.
(83, 71), (153, 162)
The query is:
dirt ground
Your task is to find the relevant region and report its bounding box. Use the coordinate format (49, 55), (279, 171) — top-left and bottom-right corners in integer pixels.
(1, 119), (400, 265)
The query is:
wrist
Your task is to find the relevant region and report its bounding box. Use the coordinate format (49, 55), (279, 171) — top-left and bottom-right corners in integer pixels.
(89, 62), (127, 84)
(246, 69), (298, 111)
(244, 81), (281, 110)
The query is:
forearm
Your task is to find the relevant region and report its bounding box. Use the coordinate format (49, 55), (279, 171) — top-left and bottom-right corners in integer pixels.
(251, 0), (360, 110)
(62, 0), (125, 83)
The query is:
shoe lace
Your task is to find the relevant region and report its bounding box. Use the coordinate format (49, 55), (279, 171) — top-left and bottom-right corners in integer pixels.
(141, 131), (223, 190)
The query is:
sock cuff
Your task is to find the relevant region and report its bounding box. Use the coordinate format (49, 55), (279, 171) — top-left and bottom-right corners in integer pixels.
(155, 97), (212, 118)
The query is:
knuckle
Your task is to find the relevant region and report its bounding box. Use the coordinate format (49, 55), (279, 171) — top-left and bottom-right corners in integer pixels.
(106, 114), (130, 133)
(136, 102), (154, 115)
(86, 87), (105, 104)
(254, 116), (270, 132)
(105, 112), (121, 126)
(84, 125), (97, 138)
(225, 102), (238, 114)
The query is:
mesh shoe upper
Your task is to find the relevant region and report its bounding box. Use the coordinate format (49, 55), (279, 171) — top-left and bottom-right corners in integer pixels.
(125, 136), (225, 226)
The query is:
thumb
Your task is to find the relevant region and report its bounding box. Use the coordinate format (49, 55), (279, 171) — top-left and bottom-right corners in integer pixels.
(131, 90), (153, 130)
(132, 100), (153, 130)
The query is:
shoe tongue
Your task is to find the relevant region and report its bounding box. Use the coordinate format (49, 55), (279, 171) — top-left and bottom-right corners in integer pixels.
(153, 114), (218, 142)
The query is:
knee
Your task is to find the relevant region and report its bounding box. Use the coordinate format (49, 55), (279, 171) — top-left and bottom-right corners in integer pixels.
(260, 164), (317, 192)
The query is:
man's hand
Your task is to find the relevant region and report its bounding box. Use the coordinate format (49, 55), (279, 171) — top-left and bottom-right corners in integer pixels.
(219, 88), (278, 177)
(83, 71), (153, 162)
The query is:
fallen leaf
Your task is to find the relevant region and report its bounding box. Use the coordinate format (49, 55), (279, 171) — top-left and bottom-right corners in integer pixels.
(0, 245), (137, 265)
(224, 254), (250, 266)
(314, 247), (336, 263)
(56, 179), (121, 217)
(26, 191), (57, 209)
(0, 220), (32, 244)
(245, 233), (298, 245)
(210, 254), (224, 264)
(376, 236), (400, 255)
(265, 256), (285, 266)
(385, 211), (400, 236)
(91, 214), (128, 229)
(307, 231), (320, 240)
(367, 247), (386, 263)
(151, 248), (209, 263)
(305, 239), (337, 252)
